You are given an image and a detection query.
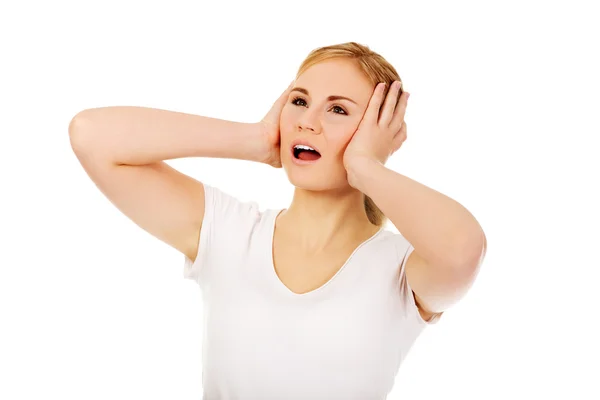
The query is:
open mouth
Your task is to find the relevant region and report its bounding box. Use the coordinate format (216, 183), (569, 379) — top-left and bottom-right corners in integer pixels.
(292, 144), (321, 161)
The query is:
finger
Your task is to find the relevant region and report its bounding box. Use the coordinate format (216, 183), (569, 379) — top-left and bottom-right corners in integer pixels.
(263, 81), (295, 124)
(392, 120), (407, 141)
(380, 81), (402, 127)
(391, 123), (406, 152)
(271, 80), (295, 111)
(391, 91), (409, 129)
(393, 120), (407, 136)
(364, 82), (386, 125)
(282, 80), (295, 98)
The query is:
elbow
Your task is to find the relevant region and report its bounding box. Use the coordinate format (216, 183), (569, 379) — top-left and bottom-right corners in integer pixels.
(459, 230), (487, 274)
(69, 110), (97, 155)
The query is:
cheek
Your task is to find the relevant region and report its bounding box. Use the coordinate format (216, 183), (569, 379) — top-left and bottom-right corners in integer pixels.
(332, 118), (361, 144)
(327, 127), (358, 156)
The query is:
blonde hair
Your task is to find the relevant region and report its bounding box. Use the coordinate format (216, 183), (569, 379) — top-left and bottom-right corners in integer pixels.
(295, 42), (404, 227)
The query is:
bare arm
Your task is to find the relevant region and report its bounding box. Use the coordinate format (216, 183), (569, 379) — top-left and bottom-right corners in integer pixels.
(69, 106), (266, 262)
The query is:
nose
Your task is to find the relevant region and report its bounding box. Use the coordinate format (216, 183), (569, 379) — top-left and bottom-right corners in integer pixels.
(297, 108), (321, 134)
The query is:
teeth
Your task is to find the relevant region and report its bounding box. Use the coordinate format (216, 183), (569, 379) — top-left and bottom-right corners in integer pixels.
(294, 144), (315, 151)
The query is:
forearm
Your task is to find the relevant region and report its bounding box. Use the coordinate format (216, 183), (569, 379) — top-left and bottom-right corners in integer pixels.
(69, 106), (263, 166)
(348, 158), (485, 268)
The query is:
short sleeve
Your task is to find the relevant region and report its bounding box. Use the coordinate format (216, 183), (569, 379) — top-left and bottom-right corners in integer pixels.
(183, 183), (259, 285)
(397, 238), (443, 325)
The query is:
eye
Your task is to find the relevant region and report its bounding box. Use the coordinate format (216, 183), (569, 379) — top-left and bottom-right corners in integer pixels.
(291, 96), (348, 116)
(291, 96), (307, 107)
(331, 105), (347, 115)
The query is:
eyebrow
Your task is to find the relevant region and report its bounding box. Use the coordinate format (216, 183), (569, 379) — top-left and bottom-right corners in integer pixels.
(291, 87), (357, 105)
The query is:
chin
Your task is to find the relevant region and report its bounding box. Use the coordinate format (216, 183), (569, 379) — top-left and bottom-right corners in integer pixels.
(282, 159), (349, 192)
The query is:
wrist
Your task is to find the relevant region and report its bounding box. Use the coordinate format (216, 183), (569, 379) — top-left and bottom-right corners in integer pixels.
(231, 122), (268, 163)
(345, 156), (384, 192)
(246, 122), (269, 163)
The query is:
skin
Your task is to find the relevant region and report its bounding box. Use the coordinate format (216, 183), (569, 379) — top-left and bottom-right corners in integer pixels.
(270, 60), (484, 318)
(70, 55), (483, 317)
(274, 58), (383, 258)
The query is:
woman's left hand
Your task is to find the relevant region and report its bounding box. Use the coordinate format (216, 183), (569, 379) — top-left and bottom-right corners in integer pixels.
(343, 81), (409, 173)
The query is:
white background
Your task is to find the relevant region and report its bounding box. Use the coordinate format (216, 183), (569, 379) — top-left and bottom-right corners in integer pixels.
(1, 0), (599, 399)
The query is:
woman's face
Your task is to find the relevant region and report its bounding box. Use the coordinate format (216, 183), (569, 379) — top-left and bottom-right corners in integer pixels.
(280, 58), (375, 191)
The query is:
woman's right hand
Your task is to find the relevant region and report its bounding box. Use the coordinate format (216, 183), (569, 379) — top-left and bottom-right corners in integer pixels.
(257, 81), (295, 168)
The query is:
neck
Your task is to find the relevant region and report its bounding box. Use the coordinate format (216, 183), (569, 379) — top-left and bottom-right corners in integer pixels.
(277, 186), (379, 253)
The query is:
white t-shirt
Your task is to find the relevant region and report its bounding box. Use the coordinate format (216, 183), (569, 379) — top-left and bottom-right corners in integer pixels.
(183, 183), (441, 400)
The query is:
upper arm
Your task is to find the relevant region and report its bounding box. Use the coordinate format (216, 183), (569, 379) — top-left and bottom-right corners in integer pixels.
(404, 234), (485, 320)
(70, 124), (205, 262)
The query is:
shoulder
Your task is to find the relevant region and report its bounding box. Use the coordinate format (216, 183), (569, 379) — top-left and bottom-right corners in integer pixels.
(374, 230), (443, 324)
(369, 229), (411, 258)
(201, 183), (283, 247)
(201, 183), (274, 238)
(183, 184), (271, 283)
(203, 183), (261, 221)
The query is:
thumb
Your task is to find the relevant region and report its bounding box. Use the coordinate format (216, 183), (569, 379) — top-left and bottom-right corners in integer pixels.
(278, 80), (295, 104)
(265, 80), (295, 122)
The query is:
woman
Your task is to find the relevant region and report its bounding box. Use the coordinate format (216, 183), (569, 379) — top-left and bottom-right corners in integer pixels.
(70, 42), (487, 399)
